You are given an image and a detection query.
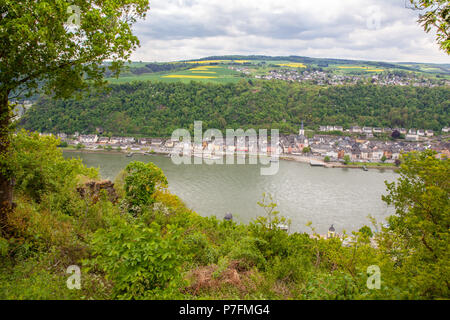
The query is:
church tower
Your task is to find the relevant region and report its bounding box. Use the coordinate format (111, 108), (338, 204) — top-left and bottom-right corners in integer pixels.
(299, 121), (305, 136)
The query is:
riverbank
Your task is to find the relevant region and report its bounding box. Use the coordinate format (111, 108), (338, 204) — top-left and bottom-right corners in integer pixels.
(62, 147), (399, 171)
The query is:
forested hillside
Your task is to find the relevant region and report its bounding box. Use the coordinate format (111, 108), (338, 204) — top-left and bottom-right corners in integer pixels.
(20, 80), (450, 137)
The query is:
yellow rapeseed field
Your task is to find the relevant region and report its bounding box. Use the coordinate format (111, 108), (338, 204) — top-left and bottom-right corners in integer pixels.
(338, 66), (384, 72)
(338, 66), (367, 69)
(277, 63), (306, 68)
(162, 75), (218, 79)
(190, 71), (217, 74)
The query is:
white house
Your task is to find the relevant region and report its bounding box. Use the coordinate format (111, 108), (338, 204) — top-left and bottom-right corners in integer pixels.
(406, 134), (419, 141)
(79, 135), (98, 144)
(350, 126), (362, 133)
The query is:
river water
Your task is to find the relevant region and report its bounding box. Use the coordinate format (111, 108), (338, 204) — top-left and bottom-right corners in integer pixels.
(64, 151), (398, 234)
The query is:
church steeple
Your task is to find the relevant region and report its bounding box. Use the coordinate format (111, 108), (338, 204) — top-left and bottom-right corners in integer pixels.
(299, 121), (305, 136)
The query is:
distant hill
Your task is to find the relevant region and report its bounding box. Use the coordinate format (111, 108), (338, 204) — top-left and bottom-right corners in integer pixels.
(20, 81), (450, 137)
(106, 55), (450, 85)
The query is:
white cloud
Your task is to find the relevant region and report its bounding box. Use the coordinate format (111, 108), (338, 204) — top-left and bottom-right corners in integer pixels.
(130, 0), (449, 63)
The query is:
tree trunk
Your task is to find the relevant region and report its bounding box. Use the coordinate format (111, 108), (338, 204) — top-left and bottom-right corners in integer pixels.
(0, 91), (12, 232)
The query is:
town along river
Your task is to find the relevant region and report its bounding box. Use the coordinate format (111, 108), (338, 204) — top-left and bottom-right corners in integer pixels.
(64, 151), (399, 234)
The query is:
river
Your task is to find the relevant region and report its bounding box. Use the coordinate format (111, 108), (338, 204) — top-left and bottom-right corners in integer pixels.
(64, 151), (399, 234)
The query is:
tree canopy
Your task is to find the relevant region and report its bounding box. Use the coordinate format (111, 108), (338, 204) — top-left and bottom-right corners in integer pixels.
(410, 0), (450, 54)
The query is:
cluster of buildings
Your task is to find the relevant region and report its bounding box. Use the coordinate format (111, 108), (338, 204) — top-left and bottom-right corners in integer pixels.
(318, 125), (438, 141)
(255, 69), (359, 86)
(248, 68), (448, 87)
(280, 133), (449, 162)
(52, 122), (450, 163)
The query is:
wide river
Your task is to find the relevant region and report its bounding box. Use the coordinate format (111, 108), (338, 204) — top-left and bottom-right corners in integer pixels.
(64, 151), (399, 234)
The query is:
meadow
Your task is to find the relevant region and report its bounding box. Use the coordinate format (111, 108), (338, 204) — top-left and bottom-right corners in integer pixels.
(105, 56), (450, 84)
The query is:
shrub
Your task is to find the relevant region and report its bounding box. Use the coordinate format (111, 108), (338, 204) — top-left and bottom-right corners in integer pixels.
(87, 220), (184, 299)
(123, 161), (168, 214)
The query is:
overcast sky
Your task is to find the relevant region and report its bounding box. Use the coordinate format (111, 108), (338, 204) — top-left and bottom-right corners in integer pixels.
(130, 0), (449, 64)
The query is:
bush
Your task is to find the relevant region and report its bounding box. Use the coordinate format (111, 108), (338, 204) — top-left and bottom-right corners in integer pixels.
(123, 161), (168, 214)
(87, 220), (184, 299)
(8, 130), (97, 202)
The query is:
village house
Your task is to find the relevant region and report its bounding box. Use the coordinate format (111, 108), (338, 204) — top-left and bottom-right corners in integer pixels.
(122, 137), (136, 144)
(362, 127), (373, 134)
(139, 138), (150, 145)
(373, 128), (382, 134)
(165, 140), (175, 148)
(406, 133), (419, 141)
(110, 137), (121, 144)
(350, 126), (362, 133)
(97, 137), (110, 144)
(425, 130), (434, 137)
(370, 149), (384, 160)
(79, 135), (98, 144)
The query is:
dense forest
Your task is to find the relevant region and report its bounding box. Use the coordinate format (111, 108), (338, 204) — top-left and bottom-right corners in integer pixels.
(20, 80), (450, 137)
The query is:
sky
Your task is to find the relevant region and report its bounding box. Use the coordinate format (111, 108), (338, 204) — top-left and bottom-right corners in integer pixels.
(130, 0), (450, 64)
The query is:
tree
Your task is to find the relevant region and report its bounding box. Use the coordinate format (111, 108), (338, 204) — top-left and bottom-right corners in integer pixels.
(380, 150), (449, 298)
(343, 155), (351, 165)
(409, 0), (450, 54)
(391, 130), (401, 139)
(302, 146), (311, 154)
(0, 0), (150, 218)
(324, 156), (331, 163)
(381, 155), (387, 163)
(123, 161), (168, 214)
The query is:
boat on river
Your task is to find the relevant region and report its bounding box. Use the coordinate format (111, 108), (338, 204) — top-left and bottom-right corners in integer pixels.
(310, 160), (325, 167)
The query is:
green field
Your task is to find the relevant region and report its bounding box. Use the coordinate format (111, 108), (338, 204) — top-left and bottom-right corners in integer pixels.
(107, 63), (244, 84)
(106, 56), (450, 84)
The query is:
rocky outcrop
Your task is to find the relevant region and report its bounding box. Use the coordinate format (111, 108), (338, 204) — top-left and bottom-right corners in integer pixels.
(77, 180), (118, 204)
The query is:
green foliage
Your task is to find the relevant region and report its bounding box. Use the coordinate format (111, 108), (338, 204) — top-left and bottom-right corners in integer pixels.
(1, 0), (150, 100)
(0, 237), (8, 257)
(381, 150), (449, 298)
(409, 1), (450, 54)
(123, 161), (168, 214)
(343, 155), (351, 165)
(21, 82), (450, 136)
(358, 226), (373, 238)
(1, 136), (448, 300)
(87, 220), (184, 299)
(324, 156), (331, 163)
(183, 232), (219, 266)
(9, 130), (97, 202)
